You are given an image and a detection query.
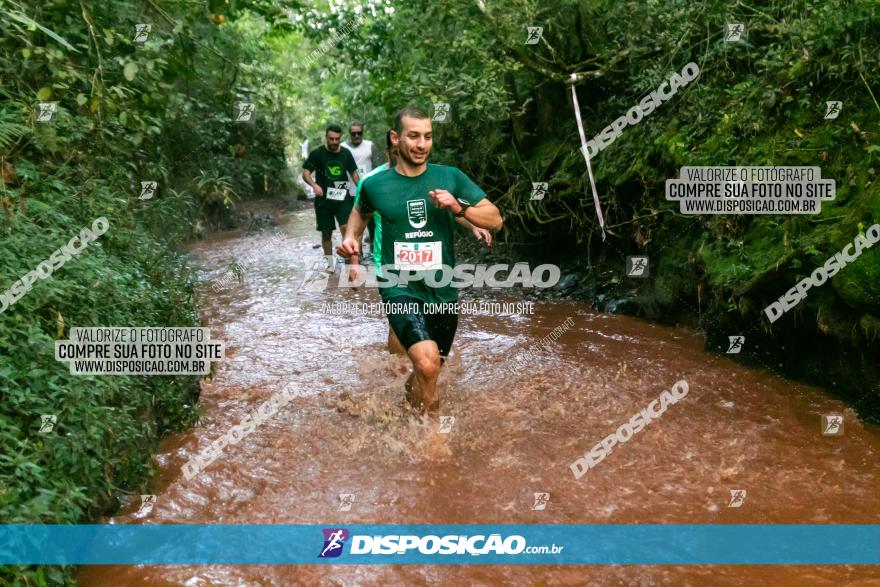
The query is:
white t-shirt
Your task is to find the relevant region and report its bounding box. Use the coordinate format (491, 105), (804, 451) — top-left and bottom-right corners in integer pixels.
(343, 140), (377, 196)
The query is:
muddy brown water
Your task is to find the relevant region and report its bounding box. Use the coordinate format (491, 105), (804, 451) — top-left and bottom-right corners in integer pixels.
(80, 208), (880, 586)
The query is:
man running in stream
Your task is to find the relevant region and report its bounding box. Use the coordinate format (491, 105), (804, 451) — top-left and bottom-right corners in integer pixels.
(348, 129), (494, 355)
(337, 106), (502, 413)
(303, 124), (360, 271)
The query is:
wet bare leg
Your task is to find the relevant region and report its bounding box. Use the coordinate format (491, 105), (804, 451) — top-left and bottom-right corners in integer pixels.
(387, 329), (406, 356)
(404, 340), (442, 414)
(320, 230), (333, 257)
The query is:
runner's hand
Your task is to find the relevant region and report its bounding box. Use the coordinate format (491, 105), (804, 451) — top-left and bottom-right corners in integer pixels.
(348, 264), (362, 287)
(337, 237), (360, 259)
(428, 189), (461, 214)
(313, 185), (324, 198)
(471, 226), (493, 248)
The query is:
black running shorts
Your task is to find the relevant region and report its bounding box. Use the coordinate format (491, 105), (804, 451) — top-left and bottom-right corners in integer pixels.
(315, 196), (354, 233)
(384, 295), (459, 357)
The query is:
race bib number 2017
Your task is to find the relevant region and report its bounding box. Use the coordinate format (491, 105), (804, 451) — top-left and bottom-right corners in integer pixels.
(394, 241), (442, 271)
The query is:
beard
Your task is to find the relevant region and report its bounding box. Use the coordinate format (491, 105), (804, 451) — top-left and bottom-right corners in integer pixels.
(398, 144), (429, 166)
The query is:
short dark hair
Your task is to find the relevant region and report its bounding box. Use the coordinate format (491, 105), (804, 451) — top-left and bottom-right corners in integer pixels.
(385, 129), (393, 150)
(393, 106), (429, 134)
(350, 120), (364, 130)
(325, 123), (342, 135)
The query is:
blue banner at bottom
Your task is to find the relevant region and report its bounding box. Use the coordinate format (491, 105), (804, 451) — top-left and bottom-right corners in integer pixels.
(0, 524), (877, 565)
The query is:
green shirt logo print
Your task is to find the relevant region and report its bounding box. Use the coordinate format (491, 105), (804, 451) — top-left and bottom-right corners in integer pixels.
(407, 199), (428, 228)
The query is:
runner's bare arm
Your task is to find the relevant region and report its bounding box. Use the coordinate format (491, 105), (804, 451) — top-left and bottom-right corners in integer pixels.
(338, 206), (372, 258)
(454, 216), (493, 247)
(460, 199), (502, 231)
(302, 170), (323, 197)
(429, 189), (502, 231)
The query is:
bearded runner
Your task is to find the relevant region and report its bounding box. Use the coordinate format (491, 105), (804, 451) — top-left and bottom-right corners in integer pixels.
(303, 123), (360, 271)
(338, 106), (502, 414)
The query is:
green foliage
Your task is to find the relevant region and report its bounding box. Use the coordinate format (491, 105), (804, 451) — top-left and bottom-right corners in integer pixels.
(300, 0), (878, 337)
(0, 0), (300, 582)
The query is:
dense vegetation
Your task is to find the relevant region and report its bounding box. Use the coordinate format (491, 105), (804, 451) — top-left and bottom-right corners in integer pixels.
(1, 0), (878, 583)
(0, 0), (298, 583)
(304, 0), (879, 415)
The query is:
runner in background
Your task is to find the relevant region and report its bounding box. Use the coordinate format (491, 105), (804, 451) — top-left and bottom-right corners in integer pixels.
(343, 121), (382, 244)
(302, 124), (360, 271)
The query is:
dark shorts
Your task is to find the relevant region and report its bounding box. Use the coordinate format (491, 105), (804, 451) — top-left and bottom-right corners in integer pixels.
(315, 196), (354, 233)
(385, 295), (459, 357)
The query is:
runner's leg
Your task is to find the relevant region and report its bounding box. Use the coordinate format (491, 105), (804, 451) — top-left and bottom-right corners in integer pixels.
(321, 230), (333, 257)
(406, 339), (442, 413)
(388, 329), (406, 355)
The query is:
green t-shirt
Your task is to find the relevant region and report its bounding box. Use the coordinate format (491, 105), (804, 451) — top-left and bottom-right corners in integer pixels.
(355, 163), (487, 303)
(303, 146), (357, 197)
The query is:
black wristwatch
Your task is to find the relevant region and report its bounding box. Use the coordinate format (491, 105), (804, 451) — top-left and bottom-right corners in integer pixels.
(454, 198), (470, 217)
